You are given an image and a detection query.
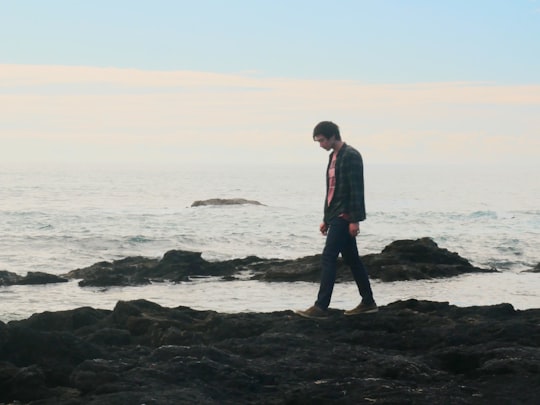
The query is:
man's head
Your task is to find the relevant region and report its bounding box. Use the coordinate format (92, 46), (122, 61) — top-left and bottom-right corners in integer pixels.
(313, 121), (341, 151)
(313, 121), (341, 141)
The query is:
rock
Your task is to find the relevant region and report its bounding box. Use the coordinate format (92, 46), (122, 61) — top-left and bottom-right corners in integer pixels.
(191, 198), (264, 207)
(152, 249), (209, 282)
(525, 263), (540, 273)
(0, 238), (515, 289)
(0, 270), (22, 286)
(65, 256), (159, 287)
(19, 272), (68, 285)
(361, 237), (496, 281)
(254, 237), (495, 282)
(0, 299), (538, 404)
(250, 255), (322, 282)
(60, 238), (496, 287)
(4, 364), (51, 402)
(0, 270), (67, 286)
(64, 251), (264, 287)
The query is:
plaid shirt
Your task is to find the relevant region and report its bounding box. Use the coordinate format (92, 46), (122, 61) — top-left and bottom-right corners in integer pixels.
(323, 143), (366, 223)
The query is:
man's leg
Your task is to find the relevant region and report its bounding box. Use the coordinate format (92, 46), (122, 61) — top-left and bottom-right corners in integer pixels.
(315, 218), (348, 309)
(341, 230), (376, 305)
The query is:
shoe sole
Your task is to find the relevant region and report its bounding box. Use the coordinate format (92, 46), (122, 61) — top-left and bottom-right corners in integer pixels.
(344, 308), (379, 316)
(294, 310), (329, 320)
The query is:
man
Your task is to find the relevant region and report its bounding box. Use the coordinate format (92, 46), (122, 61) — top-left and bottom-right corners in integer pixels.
(296, 121), (377, 319)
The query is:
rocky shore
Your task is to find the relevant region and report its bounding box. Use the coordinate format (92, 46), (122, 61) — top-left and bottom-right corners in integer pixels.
(1, 299), (539, 404)
(0, 237), (539, 404)
(0, 238), (498, 288)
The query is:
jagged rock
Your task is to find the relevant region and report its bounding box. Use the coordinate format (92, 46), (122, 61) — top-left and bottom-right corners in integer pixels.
(64, 256), (159, 287)
(3, 238), (498, 288)
(0, 299), (538, 404)
(64, 251), (263, 287)
(61, 238), (496, 287)
(361, 237), (496, 281)
(0, 270), (22, 286)
(191, 198), (264, 207)
(253, 237), (495, 282)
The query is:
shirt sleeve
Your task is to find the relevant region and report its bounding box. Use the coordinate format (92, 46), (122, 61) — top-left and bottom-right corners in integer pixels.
(345, 150), (366, 222)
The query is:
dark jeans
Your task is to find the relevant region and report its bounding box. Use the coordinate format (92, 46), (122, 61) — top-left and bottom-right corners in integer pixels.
(315, 217), (375, 310)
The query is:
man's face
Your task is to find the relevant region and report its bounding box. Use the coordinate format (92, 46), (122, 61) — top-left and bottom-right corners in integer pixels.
(314, 134), (335, 151)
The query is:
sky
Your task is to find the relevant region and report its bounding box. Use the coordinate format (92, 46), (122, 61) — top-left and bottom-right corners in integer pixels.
(1, 0), (539, 167)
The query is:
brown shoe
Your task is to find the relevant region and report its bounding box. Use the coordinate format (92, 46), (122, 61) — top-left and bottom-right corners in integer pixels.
(295, 305), (328, 319)
(344, 302), (378, 316)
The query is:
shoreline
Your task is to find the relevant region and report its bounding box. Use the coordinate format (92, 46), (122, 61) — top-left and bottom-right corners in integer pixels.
(1, 237), (538, 322)
(2, 271), (539, 324)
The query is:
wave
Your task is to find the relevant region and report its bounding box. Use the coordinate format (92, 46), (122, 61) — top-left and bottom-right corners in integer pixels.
(127, 235), (155, 244)
(469, 210), (498, 219)
(485, 259), (536, 272)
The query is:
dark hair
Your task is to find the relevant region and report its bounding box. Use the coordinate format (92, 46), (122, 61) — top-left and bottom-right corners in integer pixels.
(313, 121), (341, 141)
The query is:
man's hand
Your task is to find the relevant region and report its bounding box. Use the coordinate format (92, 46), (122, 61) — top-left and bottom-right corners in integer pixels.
(349, 222), (360, 238)
(320, 222), (328, 235)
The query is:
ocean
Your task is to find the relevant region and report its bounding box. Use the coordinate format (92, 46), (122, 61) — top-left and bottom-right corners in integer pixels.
(1, 162), (539, 322)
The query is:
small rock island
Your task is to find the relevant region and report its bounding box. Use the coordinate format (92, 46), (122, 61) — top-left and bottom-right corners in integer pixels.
(191, 198), (264, 207)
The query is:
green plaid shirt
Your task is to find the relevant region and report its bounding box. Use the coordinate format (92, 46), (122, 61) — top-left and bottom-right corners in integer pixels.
(323, 143), (366, 223)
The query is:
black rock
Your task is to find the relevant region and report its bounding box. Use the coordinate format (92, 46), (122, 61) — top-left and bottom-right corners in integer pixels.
(0, 299), (538, 404)
(2, 238), (501, 288)
(191, 198), (264, 207)
(254, 237), (496, 282)
(19, 271), (68, 285)
(362, 237), (496, 281)
(0, 270), (22, 286)
(0, 270), (67, 286)
(65, 256), (159, 287)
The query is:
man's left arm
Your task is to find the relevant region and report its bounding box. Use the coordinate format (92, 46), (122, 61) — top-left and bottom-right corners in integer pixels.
(347, 152), (366, 223)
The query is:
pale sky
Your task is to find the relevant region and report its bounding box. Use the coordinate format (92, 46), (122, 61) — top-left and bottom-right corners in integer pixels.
(1, 0), (539, 166)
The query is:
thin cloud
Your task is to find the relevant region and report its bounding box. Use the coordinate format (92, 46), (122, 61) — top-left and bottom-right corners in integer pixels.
(1, 64), (539, 165)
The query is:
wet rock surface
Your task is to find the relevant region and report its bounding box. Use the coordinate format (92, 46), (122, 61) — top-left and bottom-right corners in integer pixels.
(0, 299), (538, 404)
(0, 270), (68, 286)
(62, 238), (495, 287)
(64, 251), (262, 287)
